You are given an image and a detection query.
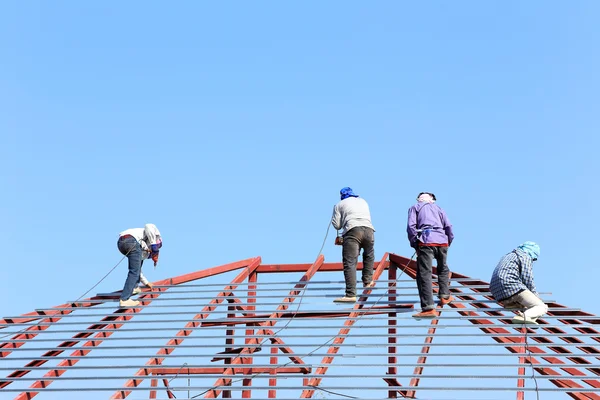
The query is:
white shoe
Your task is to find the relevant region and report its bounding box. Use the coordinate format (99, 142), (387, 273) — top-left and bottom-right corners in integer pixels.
(511, 314), (538, 325)
(119, 299), (140, 307)
(132, 287), (142, 295)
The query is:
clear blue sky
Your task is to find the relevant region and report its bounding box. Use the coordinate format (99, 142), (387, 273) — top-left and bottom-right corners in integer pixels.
(1, 2), (599, 395)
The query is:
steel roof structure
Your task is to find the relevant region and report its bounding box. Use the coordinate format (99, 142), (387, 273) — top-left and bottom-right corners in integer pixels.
(1, 252), (600, 400)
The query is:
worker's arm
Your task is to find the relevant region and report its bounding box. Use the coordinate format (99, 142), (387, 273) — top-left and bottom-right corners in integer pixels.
(406, 206), (418, 248)
(521, 257), (538, 295)
(331, 204), (342, 230)
(139, 272), (154, 289)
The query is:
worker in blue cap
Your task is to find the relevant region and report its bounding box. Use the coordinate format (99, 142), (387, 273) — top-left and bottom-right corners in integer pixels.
(331, 187), (376, 303)
(489, 242), (548, 324)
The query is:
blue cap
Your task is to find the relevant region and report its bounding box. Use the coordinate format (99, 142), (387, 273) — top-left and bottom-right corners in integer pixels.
(340, 187), (359, 200)
(518, 241), (540, 261)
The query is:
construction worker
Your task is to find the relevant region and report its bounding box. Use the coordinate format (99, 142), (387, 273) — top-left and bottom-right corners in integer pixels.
(117, 223), (162, 307)
(331, 187), (376, 303)
(407, 192), (454, 318)
(490, 242), (548, 324)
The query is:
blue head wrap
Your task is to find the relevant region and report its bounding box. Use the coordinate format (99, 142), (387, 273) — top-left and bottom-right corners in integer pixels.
(518, 241), (540, 261)
(340, 187), (359, 200)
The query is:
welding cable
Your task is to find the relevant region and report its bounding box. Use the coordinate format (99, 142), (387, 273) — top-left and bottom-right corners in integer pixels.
(191, 252), (418, 399)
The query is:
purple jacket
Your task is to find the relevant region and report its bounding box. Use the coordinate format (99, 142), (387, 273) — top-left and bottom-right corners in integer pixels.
(407, 202), (454, 248)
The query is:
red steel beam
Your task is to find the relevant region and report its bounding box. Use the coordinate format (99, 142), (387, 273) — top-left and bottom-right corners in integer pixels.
(300, 253), (390, 398)
(269, 346), (278, 398)
(203, 255), (325, 398)
(404, 273), (450, 399)
(257, 262), (379, 273)
(242, 271), (257, 398)
(9, 290), (163, 400)
(111, 257), (261, 399)
(387, 260), (398, 399)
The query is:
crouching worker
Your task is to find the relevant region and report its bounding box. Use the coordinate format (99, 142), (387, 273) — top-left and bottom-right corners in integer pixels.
(117, 223), (162, 307)
(490, 241), (548, 324)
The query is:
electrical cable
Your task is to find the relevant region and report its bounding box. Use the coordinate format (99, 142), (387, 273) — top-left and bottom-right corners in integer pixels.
(523, 327), (540, 400)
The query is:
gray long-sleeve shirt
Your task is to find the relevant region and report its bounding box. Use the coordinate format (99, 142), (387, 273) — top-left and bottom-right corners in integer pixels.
(331, 197), (375, 235)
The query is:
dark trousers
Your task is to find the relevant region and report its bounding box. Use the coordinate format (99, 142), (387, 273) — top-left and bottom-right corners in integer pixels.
(342, 227), (375, 297)
(117, 236), (144, 301)
(416, 246), (450, 311)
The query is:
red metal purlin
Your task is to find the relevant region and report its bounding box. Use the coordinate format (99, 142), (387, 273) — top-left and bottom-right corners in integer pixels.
(242, 270), (257, 398)
(300, 252), (392, 398)
(111, 257), (262, 399)
(203, 255), (326, 398)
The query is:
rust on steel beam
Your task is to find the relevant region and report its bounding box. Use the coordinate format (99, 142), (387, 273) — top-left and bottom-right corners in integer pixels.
(203, 255), (325, 399)
(300, 253), (390, 399)
(111, 257), (262, 400)
(7, 290), (164, 400)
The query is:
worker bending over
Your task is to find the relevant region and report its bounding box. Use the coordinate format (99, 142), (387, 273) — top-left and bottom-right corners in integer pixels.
(117, 223), (162, 307)
(407, 192), (454, 318)
(490, 241), (548, 324)
(331, 187), (376, 303)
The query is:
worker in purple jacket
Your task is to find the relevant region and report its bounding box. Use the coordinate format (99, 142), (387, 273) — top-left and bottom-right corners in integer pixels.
(407, 192), (454, 318)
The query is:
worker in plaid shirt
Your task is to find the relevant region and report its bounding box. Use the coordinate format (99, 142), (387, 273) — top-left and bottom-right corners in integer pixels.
(490, 242), (548, 324)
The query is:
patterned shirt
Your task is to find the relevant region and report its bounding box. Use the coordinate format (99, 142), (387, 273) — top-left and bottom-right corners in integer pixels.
(489, 249), (537, 302)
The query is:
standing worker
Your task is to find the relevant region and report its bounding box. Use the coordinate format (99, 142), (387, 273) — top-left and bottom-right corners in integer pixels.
(117, 223), (162, 307)
(331, 187), (376, 303)
(490, 242), (548, 324)
(407, 192), (454, 318)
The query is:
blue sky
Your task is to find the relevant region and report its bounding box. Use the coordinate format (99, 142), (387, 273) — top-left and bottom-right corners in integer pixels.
(1, 1), (599, 397)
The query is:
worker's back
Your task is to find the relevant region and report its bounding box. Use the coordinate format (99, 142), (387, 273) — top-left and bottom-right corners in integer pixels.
(332, 197), (375, 235)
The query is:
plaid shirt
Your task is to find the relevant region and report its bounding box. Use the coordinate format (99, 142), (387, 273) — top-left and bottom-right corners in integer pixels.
(489, 249), (537, 302)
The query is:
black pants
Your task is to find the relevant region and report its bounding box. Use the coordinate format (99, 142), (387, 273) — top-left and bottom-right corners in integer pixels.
(342, 227), (375, 297)
(416, 246), (450, 311)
